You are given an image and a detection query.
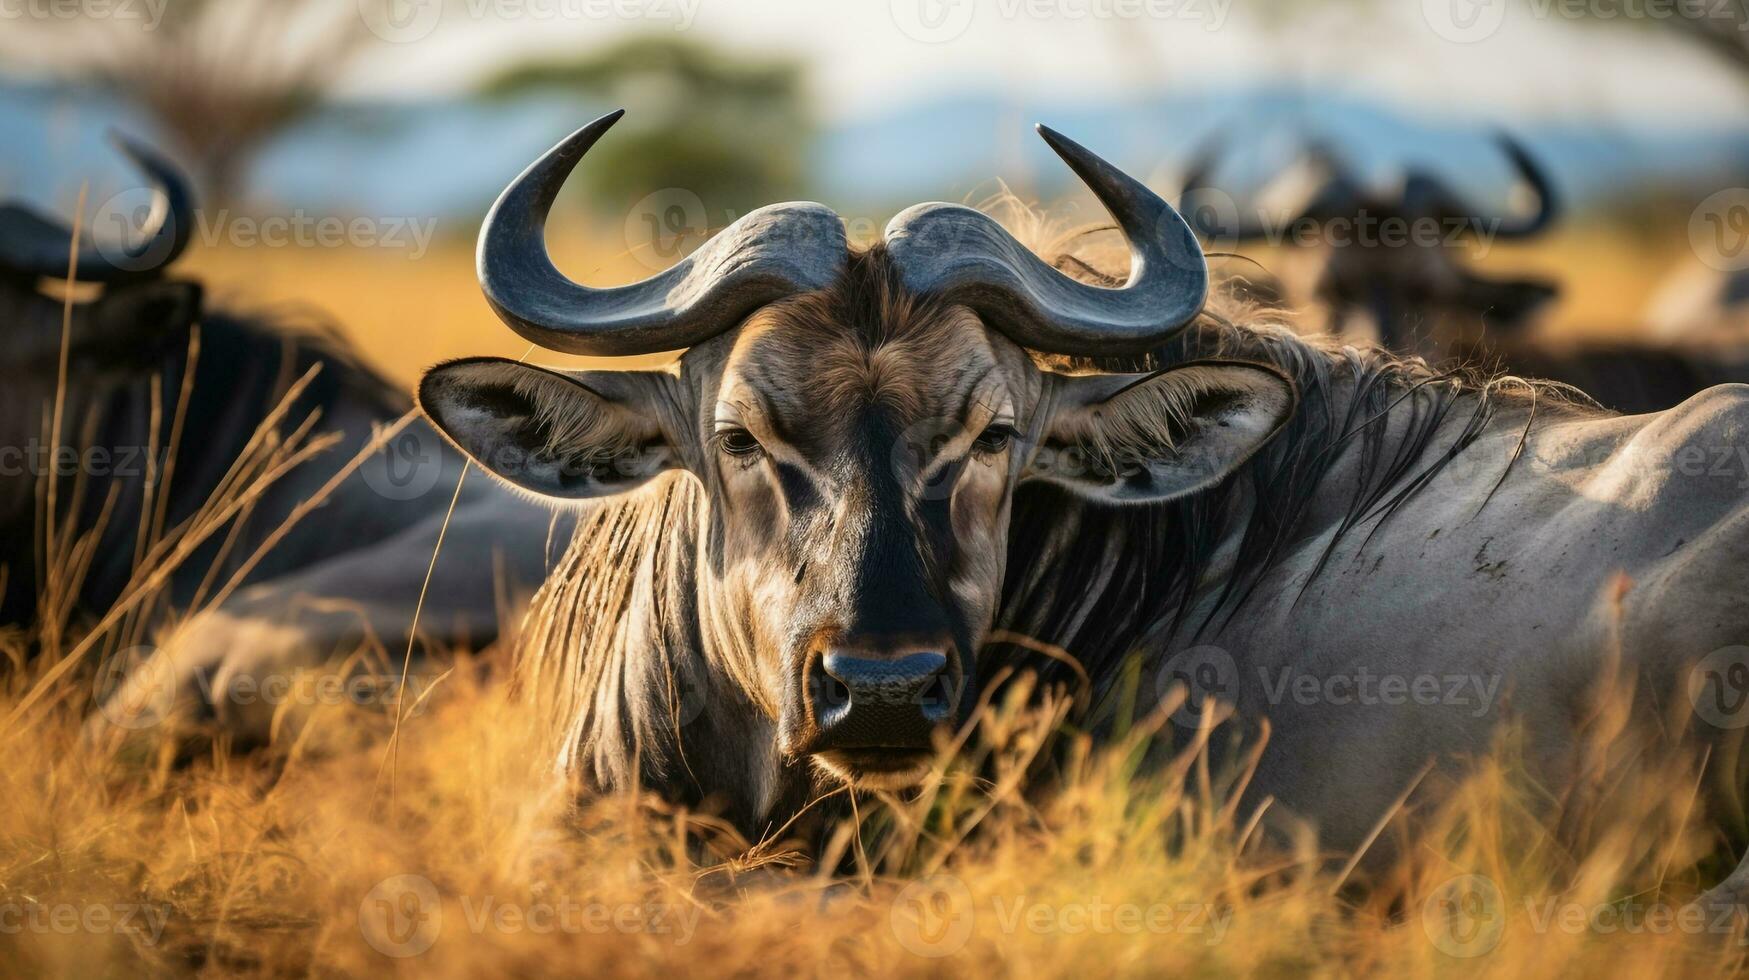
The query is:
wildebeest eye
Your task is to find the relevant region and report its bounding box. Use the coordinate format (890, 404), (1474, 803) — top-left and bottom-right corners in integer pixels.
(972, 423), (1018, 455)
(715, 427), (763, 459)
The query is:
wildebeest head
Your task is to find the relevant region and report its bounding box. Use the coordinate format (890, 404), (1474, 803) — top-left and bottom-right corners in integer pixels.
(420, 112), (1295, 790)
(0, 132), (199, 371)
(1180, 134), (1560, 358)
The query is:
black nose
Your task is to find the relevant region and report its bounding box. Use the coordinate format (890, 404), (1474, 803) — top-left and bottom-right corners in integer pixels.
(810, 650), (954, 750)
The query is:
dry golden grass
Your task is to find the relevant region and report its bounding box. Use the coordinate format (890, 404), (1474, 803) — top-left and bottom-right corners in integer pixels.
(6, 214), (1749, 977)
(7, 607), (1749, 976)
(175, 215), (1709, 391)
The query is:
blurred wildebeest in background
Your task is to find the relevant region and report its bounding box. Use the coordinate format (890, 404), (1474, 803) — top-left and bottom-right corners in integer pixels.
(2, 136), (564, 736)
(1180, 133), (1560, 359)
(1181, 133), (1749, 414)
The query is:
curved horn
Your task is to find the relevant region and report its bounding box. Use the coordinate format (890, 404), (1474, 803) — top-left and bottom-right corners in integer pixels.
(884, 125), (1207, 357)
(477, 110), (848, 356)
(0, 131), (193, 282)
(1407, 132), (1558, 241)
(1489, 132), (1558, 240)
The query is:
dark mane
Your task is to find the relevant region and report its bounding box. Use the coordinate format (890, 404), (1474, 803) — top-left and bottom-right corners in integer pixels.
(995, 268), (1600, 693)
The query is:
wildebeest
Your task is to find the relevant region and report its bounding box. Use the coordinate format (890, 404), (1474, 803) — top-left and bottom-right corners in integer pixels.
(95, 112), (1749, 905)
(2, 135), (564, 734)
(403, 110), (1749, 905)
(1182, 135), (1749, 415)
(1179, 133), (1560, 359)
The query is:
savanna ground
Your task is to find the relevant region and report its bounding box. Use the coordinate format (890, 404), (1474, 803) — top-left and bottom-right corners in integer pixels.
(5, 214), (1749, 976)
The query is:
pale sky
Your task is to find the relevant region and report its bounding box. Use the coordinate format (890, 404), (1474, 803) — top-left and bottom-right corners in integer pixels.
(329, 0), (1749, 125)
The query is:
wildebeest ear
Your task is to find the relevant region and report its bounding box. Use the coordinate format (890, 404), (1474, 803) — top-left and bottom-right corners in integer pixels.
(1030, 360), (1295, 503)
(418, 357), (679, 501)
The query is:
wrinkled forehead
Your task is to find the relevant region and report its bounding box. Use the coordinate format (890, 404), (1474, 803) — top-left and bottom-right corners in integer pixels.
(707, 297), (1033, 453)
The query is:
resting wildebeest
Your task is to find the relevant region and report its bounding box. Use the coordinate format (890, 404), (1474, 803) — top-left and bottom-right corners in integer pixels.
(1179, 133), (1560, 359)
(1183, 135), (1749, 416)
(1, 135), (564, 734)
(407, 110), (1749, 902)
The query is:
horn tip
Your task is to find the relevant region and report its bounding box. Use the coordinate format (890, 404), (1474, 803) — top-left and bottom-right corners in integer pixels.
(564, 108), (627, 146)
(104, 127), (145, 160)
(1034, 124), (1096, 169)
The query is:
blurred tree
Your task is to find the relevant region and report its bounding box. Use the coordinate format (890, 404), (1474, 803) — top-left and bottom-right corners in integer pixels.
(4, 0), (379, 204)
(479, 36), (811, 223)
